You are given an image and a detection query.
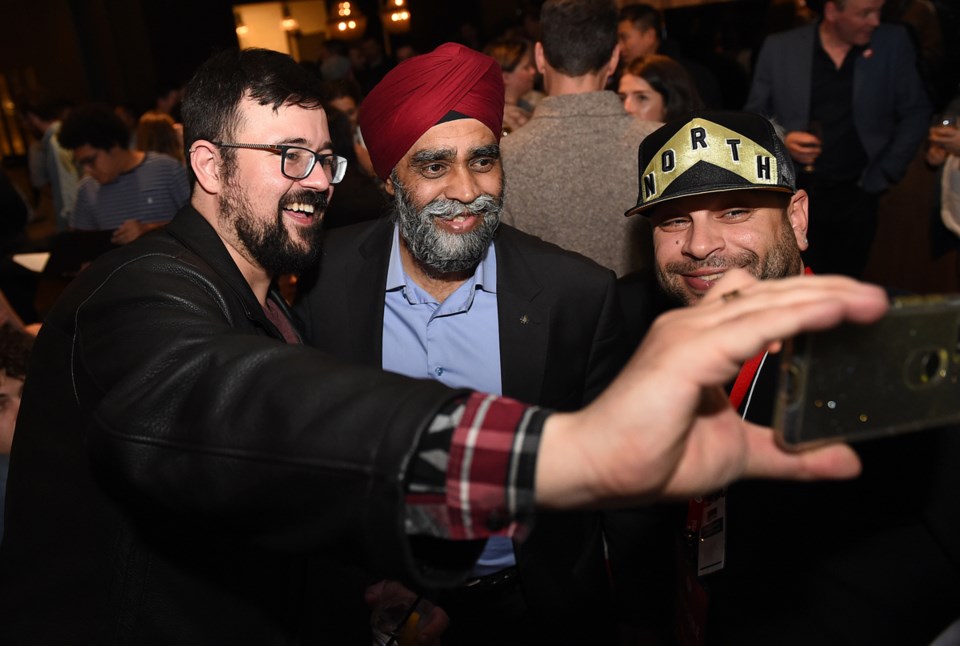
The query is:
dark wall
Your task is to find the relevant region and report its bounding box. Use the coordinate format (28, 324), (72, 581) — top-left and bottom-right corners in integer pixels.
(0, 0), (237, 113)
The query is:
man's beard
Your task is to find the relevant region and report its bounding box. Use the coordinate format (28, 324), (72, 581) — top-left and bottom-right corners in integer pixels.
(656, 220), (803, 306)
(391, 175), (503, 277)
(218, 177), (327, 277)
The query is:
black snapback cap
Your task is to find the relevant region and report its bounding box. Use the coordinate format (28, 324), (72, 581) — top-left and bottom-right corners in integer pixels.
(625, 111), (797, 217)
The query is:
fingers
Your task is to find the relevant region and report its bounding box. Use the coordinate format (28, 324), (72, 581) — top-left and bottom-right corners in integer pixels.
(642, 271), (887, 390)
(699, 271), (888, 329)
(741, 421), (862, 481)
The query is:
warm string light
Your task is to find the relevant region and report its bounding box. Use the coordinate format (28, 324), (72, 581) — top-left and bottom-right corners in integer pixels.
(281, 3), (300, 32)
(328, 1), (366, 38)
(381, 0), (410, 33)
(234, 11), (249, 36)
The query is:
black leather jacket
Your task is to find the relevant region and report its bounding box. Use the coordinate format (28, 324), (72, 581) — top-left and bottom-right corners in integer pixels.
(0, 206), (467, 645)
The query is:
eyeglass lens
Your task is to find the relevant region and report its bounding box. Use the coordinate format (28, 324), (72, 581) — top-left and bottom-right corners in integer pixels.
(281, 147), (346, 183)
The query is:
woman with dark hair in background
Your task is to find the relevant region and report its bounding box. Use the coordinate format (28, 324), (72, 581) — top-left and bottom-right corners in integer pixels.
(483, 37), (540, 134)
(618, 54), (703, 123)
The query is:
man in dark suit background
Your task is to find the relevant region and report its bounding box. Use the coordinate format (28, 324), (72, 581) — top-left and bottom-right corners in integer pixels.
(745, 0), (931, 278)
(296, 42), (624, 645)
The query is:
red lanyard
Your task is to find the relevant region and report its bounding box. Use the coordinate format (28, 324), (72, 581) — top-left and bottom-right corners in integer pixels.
(729, 266), (813, 411)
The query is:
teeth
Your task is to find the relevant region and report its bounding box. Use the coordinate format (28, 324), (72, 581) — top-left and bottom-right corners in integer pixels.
(700, 272), (725, 282)
(284, 202), (315, 215)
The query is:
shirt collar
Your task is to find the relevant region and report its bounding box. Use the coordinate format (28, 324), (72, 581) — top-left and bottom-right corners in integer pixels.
(386, 224), (498, 298)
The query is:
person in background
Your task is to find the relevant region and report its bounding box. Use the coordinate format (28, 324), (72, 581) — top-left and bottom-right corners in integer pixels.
(318, 106), (387, 230)
(927, 93), (960, 238)
(154, 83), (182, 121)
(136, 110), (184, 164)
(20, 97), (79, 231)
(484, 37), (540, 134)
(617, 3), (722, 108)
(618, 54), (703, 122)
(323, 78), (374, 177)
(745, 0), (931, 278)
(58, 103), (189, 244)
(0, 323), (34, 542)
(318, 38), (353, 82)
(501, 0), (659, 277)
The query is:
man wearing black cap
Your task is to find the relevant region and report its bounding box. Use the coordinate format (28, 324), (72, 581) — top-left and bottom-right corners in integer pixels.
(618, 111), (960, 645)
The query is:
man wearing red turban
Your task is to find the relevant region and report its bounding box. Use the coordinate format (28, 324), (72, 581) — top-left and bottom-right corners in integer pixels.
(297, 42), (625, 645)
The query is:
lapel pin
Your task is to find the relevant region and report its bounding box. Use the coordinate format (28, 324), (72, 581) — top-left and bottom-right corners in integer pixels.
(519, 315), (529, 325)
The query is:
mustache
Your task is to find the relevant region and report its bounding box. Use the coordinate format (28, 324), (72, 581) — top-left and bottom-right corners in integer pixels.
(420, 194), (501, 220)
(664, 251), (758, 275)
(280, 189), (329, 214)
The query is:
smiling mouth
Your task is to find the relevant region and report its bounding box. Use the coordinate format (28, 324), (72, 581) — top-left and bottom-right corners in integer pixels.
(283, 202), (316, 216)
(687, 271), (725, 283)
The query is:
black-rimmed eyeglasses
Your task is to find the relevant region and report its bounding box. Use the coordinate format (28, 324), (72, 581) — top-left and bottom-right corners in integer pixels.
(214, 142), (347, 184)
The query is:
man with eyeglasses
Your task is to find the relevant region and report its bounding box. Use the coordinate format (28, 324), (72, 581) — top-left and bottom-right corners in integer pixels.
(295, 42), (623, 645)
(58, 103), (189, 244)
(0, 47), (888, 645)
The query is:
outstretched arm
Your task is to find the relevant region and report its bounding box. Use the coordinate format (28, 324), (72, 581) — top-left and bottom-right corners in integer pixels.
(535, 270), (887, 508)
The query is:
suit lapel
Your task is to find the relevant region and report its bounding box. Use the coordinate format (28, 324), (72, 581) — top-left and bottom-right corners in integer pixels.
(345, 220), (393, 367)
(495, 227), (549, 404)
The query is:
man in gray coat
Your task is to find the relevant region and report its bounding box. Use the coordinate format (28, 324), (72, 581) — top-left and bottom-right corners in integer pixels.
(501, 0), (658, 277)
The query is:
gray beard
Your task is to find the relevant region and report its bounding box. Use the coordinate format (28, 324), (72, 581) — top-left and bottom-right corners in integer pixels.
(391, 175), (503, 277)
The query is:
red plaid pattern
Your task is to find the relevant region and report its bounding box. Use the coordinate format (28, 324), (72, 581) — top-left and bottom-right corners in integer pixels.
(446, 393), (540, 540)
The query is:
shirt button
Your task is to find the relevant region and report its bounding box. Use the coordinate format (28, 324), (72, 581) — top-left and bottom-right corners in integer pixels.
(435, 367), (444, 376)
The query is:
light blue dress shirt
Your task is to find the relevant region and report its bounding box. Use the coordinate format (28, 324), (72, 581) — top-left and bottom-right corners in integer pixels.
(382, 226), (514, 575)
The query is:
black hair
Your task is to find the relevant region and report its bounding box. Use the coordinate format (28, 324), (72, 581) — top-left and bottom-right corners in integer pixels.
(58, 103), (132, 151)
(618, 4), (664, 41)
(483, 38), (534, 73)
(181, 48), (325, 184)
(323, 105), (359, 168)
(322, 78), (363, 104)
(540, 0), (618, 76)
(624, 55), (703, 121)
(0, 323), (33, 381)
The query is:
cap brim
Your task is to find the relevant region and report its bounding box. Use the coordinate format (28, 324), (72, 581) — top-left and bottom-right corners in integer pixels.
(624, 184), (795, 218)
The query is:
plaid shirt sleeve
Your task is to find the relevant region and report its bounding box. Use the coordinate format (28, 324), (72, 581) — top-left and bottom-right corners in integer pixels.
(404, 392), (549, 540)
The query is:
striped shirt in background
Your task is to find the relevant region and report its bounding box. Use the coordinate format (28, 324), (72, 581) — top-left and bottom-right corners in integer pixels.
(72, 152), (189, 231)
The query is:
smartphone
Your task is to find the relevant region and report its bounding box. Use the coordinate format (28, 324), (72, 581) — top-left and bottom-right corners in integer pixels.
(774, 294), (960, 450)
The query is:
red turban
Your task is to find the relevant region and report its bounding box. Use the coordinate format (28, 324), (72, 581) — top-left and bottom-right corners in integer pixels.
(358, 42), (505, 181)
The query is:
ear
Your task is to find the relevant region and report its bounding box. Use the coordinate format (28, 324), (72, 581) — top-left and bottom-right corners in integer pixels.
(383, 174), (396, 197)
(607, 44), (621, 77)
(190, 140), (222, 195)
(788, 189), (810, 251)
(534, 41), (547, 75)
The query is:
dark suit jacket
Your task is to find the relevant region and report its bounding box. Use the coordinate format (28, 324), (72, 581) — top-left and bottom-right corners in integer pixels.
(295, 218), (628, 642)
(712, 353), (960, 645)
(745, 23), (931, 193)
